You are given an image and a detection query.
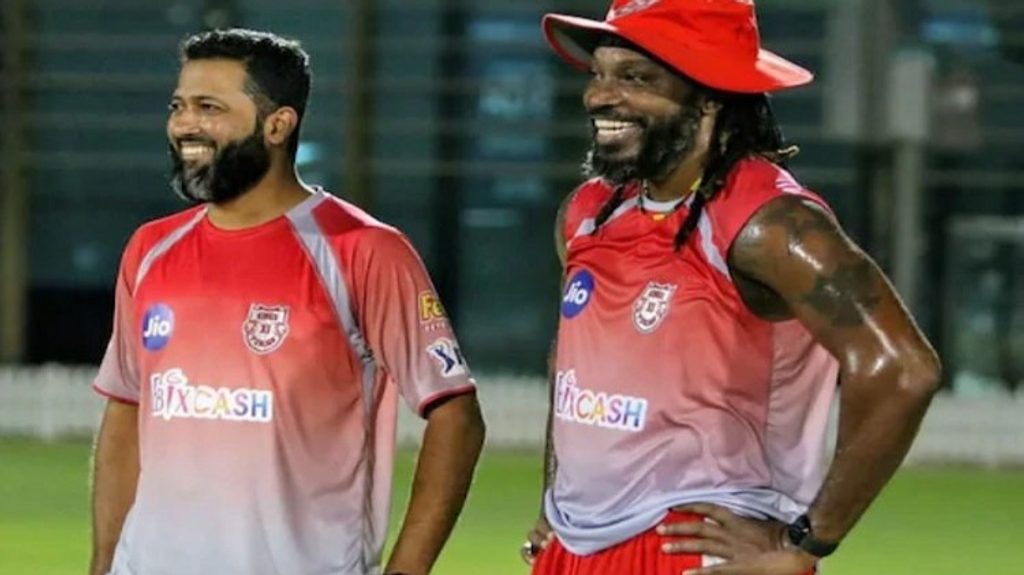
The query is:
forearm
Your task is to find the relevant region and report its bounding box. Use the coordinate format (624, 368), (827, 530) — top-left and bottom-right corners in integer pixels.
(90, 402), (140, 575)
(543, 405), (557, 494)
(807, 363), (939, 543)
(543, 340), (558, 496)
(386, 394), (484, 575)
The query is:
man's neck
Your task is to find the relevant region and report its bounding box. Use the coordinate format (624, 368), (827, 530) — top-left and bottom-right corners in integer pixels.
(206, 168), (313, 230)
(645, 153), (705, 203)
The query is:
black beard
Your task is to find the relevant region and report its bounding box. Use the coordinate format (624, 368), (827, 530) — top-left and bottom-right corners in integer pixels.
(582, 104), (703, 186)
(169, 127), (271, 205)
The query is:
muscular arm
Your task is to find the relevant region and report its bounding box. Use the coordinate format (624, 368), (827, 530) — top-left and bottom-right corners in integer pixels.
(385, 393), (485, 575)
(90, 400), (140, 575)
(730, 195), (941, 544)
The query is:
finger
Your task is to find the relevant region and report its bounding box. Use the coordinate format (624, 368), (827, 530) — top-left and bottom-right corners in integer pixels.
(528, 528), (556, 550)
(671, 503), (738, 526)
(683, 563), (742, 575)
(656, 520), (728, 541)
(661, 537), (733, 559)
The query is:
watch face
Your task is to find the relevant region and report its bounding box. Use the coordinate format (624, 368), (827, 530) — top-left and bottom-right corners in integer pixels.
(787, 524), (805, 545)
(787, 515), (811, 546)
(787, 515), (838, 558)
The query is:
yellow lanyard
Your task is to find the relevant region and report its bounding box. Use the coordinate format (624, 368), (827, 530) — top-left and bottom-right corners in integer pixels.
(644, 177), (702, 222)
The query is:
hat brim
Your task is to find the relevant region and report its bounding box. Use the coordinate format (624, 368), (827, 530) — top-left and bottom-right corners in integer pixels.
(541, 13), (814, 94)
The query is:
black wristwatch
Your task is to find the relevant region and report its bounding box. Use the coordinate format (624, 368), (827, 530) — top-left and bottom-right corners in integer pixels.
(785, 514), (839, 558)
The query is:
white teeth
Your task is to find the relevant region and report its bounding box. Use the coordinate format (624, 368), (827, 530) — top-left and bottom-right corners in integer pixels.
(180, 143), (213, 161)
(593, 119), (638, 131)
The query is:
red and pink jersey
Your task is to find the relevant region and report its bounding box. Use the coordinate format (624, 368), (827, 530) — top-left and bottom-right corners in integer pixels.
(94, 190), (475, 575)
(545, 158), (839, 555)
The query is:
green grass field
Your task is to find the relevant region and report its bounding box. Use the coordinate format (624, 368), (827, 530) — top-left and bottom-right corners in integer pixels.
(1, 438), (1022, 574)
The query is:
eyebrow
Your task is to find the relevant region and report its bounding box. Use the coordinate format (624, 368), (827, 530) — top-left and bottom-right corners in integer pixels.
(170, 94), (230, 105)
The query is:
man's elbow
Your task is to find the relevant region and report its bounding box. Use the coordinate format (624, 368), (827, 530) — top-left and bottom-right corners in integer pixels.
(896, 349), (943, 401)
(468, 397), (486, 450)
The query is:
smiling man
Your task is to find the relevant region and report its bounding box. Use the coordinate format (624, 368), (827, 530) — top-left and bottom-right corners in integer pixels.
(89, 29), (484, 575)
(524, 1), (942, 575)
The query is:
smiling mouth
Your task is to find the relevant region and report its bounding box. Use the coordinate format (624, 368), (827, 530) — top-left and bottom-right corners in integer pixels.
(592, 118), (643, 147)
(177, 141), (216, 164)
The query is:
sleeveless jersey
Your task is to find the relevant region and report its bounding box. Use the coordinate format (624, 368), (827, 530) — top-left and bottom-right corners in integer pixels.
(546, 157), (839, 554)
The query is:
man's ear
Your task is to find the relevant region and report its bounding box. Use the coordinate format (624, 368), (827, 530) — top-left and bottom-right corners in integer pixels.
(692, 98), (722, 158)
(701, 99), (723, 118)
(263, 107), (299, 148)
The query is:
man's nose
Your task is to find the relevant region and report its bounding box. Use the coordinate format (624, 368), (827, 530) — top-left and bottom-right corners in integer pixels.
(168, 108), (203, 139)
(584, 77), (625, 112)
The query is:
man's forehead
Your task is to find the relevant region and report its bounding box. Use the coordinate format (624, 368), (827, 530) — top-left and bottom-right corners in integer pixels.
(174, 59), (250, 97)
(593, 45), (660, 67)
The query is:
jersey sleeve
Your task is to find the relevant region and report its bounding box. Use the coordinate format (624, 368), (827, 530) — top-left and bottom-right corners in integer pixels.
(94, 244), (142, 404)
(351, 228), (476, 417)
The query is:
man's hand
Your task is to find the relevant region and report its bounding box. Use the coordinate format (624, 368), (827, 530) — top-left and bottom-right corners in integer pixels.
(657, 503), (816, 575)
(522, 516), (555, 565)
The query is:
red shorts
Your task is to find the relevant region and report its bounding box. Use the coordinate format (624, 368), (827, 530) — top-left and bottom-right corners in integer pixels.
(531, 511), (815, 575)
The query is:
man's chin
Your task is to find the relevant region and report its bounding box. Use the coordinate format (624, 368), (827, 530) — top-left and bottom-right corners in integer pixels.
(590, 153), (641, 178)
(592, 144), (643, 167)
(182, 164), (212, 178)
(589, 163), (639, 185)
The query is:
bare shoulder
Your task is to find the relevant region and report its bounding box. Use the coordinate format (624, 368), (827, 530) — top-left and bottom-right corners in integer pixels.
(729, 194), (885, 330)
(554, 190), (575, 266)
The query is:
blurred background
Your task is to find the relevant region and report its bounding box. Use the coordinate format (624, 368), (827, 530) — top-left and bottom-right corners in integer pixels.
(1, 0), (1022, 574)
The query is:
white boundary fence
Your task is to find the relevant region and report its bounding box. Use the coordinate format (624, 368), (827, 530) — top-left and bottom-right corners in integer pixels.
(2, 366), (1024, 467)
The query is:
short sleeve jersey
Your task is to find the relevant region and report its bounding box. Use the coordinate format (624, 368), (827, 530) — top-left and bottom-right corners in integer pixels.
(95, 190), (475, 575)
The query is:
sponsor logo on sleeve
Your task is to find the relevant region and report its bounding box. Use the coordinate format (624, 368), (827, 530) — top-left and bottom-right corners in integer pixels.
(561, 269), (595, 319)
(242, 304), (290, 355)
(632, 282), (676, 334)
(418, 291), (449, 330)
(141, 303), (175, 351)
(426, 337), (467, 379)
(150, 368), (273, 423)
(554, 369), (648, 432)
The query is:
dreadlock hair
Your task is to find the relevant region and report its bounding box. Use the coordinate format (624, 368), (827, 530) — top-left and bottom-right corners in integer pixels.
(587, 37), (797, 251)
(670, 90), (796, 251)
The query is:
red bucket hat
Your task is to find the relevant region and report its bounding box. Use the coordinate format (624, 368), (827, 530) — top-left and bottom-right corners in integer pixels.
(542, 0), (813, 94)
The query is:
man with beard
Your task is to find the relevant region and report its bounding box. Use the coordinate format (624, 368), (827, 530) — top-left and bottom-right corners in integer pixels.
(90, 29), (484, 575)
(523, 1), (941, 574)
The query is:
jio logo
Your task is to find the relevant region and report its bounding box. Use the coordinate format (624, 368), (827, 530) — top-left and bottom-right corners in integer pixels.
(141, 304), (175, 351)
(561, 270), (594, 318)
